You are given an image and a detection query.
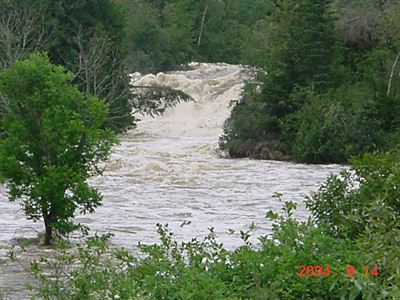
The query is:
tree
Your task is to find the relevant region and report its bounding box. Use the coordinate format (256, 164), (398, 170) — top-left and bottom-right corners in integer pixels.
(66, 28), (134, 132)
(0, 0), (47, 72)
(42, 0), (133, 133)
(291, 0), (340, 89)
(0, 0), (135, 134)
(260, 0), (341, 118)
(220, 0), (347, 161)
(0, 53), (117, 245)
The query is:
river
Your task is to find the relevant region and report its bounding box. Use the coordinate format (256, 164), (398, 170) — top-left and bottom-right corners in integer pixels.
(0, 63), (341, 298)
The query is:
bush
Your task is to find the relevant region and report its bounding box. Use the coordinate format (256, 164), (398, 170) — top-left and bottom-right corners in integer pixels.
(288, 83), (382, 163)
(307, 151), (400, 238)
(219, 85), (285, 159)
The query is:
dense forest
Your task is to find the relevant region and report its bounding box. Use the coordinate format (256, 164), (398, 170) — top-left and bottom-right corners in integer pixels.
(118, 0), (274, 73)
(1, 0), (400, 299)
(220, 0), (400, 164)
(116, 0), (400, 164)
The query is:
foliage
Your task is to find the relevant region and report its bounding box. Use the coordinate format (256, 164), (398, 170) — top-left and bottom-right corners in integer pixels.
(307, 151), (400, 238)
(131, 85), (194, 117)
(1, 1), (400, 297)
(29, 235), (144, 300)
(119, 0), (275, 73)
(0, 0), (46, 71)
(222, 0), (400, 164)
(288, 83), (382, 163)
(0, 0), (134, 133)
(306, 151), (400, 297)
(43, 0), (134, 133)
(219, 86), (275, 154)
(0, 53), (117, 244)
(0, 0), (204, 135)
(261, 0), (341, 93)
(221, 0), (344, 162)
(43, 0), (126, 67)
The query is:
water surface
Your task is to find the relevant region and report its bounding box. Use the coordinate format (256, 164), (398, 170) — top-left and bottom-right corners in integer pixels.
(0, 63), (342, 298)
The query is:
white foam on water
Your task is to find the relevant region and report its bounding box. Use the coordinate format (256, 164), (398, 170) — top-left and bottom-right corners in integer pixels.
(0, 63), (343, 297)
(0, 63), (343, 248)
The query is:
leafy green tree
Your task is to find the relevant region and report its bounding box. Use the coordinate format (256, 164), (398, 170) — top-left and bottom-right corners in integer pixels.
(0, 53), (117, 245)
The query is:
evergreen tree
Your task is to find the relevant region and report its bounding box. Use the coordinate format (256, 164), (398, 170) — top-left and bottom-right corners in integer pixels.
(292, 0), (339, 89)
(220, 0), (345, 161)
(261, 0), (341, 118)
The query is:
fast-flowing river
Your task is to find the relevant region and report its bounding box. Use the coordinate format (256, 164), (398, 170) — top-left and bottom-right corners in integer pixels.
(0, 63), (342, 298)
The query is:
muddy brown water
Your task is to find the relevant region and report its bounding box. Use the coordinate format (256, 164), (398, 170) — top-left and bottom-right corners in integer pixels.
(0, 63), (342, 299)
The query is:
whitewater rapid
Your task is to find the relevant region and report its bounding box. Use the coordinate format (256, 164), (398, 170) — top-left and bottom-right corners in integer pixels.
(1, 63), (341, 248)
(1, 63), (343, 298)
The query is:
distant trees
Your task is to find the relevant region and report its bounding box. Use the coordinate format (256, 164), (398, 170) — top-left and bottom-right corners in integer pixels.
(44, 0), (133, 133)
(0, 54), (117, 244)
(2, 0), (400, 167)
(252, 0), (341, 123)
(221, 0), (344, 160)
(0, 0), (134, 133)
(0, 0), (199, 133)
(222, 0), (400, 164)
(119, 0), (274, 73)
(65, 28), (134, 133)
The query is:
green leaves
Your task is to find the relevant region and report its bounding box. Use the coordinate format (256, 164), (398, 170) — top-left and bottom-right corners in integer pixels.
(121, 0), (275, 73)
(0, 53), (117, 244)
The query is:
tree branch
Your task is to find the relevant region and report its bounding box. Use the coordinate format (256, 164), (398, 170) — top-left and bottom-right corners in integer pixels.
(387, 52), (400, 97)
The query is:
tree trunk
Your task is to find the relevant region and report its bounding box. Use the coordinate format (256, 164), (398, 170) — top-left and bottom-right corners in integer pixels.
(43, 216), (52, 245)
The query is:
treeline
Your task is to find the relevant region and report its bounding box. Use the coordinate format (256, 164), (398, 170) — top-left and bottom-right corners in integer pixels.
(0, 0), (134, 133)
(118, 0), (274, 73)
(0, 0), (192, 135)
(2, 0), (398, 164)
(220, 0), (400, 163)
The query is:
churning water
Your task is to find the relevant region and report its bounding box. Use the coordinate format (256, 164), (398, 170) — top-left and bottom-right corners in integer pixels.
(0, 63), (342, 297)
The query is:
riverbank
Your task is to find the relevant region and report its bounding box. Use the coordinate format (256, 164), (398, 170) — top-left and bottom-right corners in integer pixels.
(9, 149), (400, 299)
